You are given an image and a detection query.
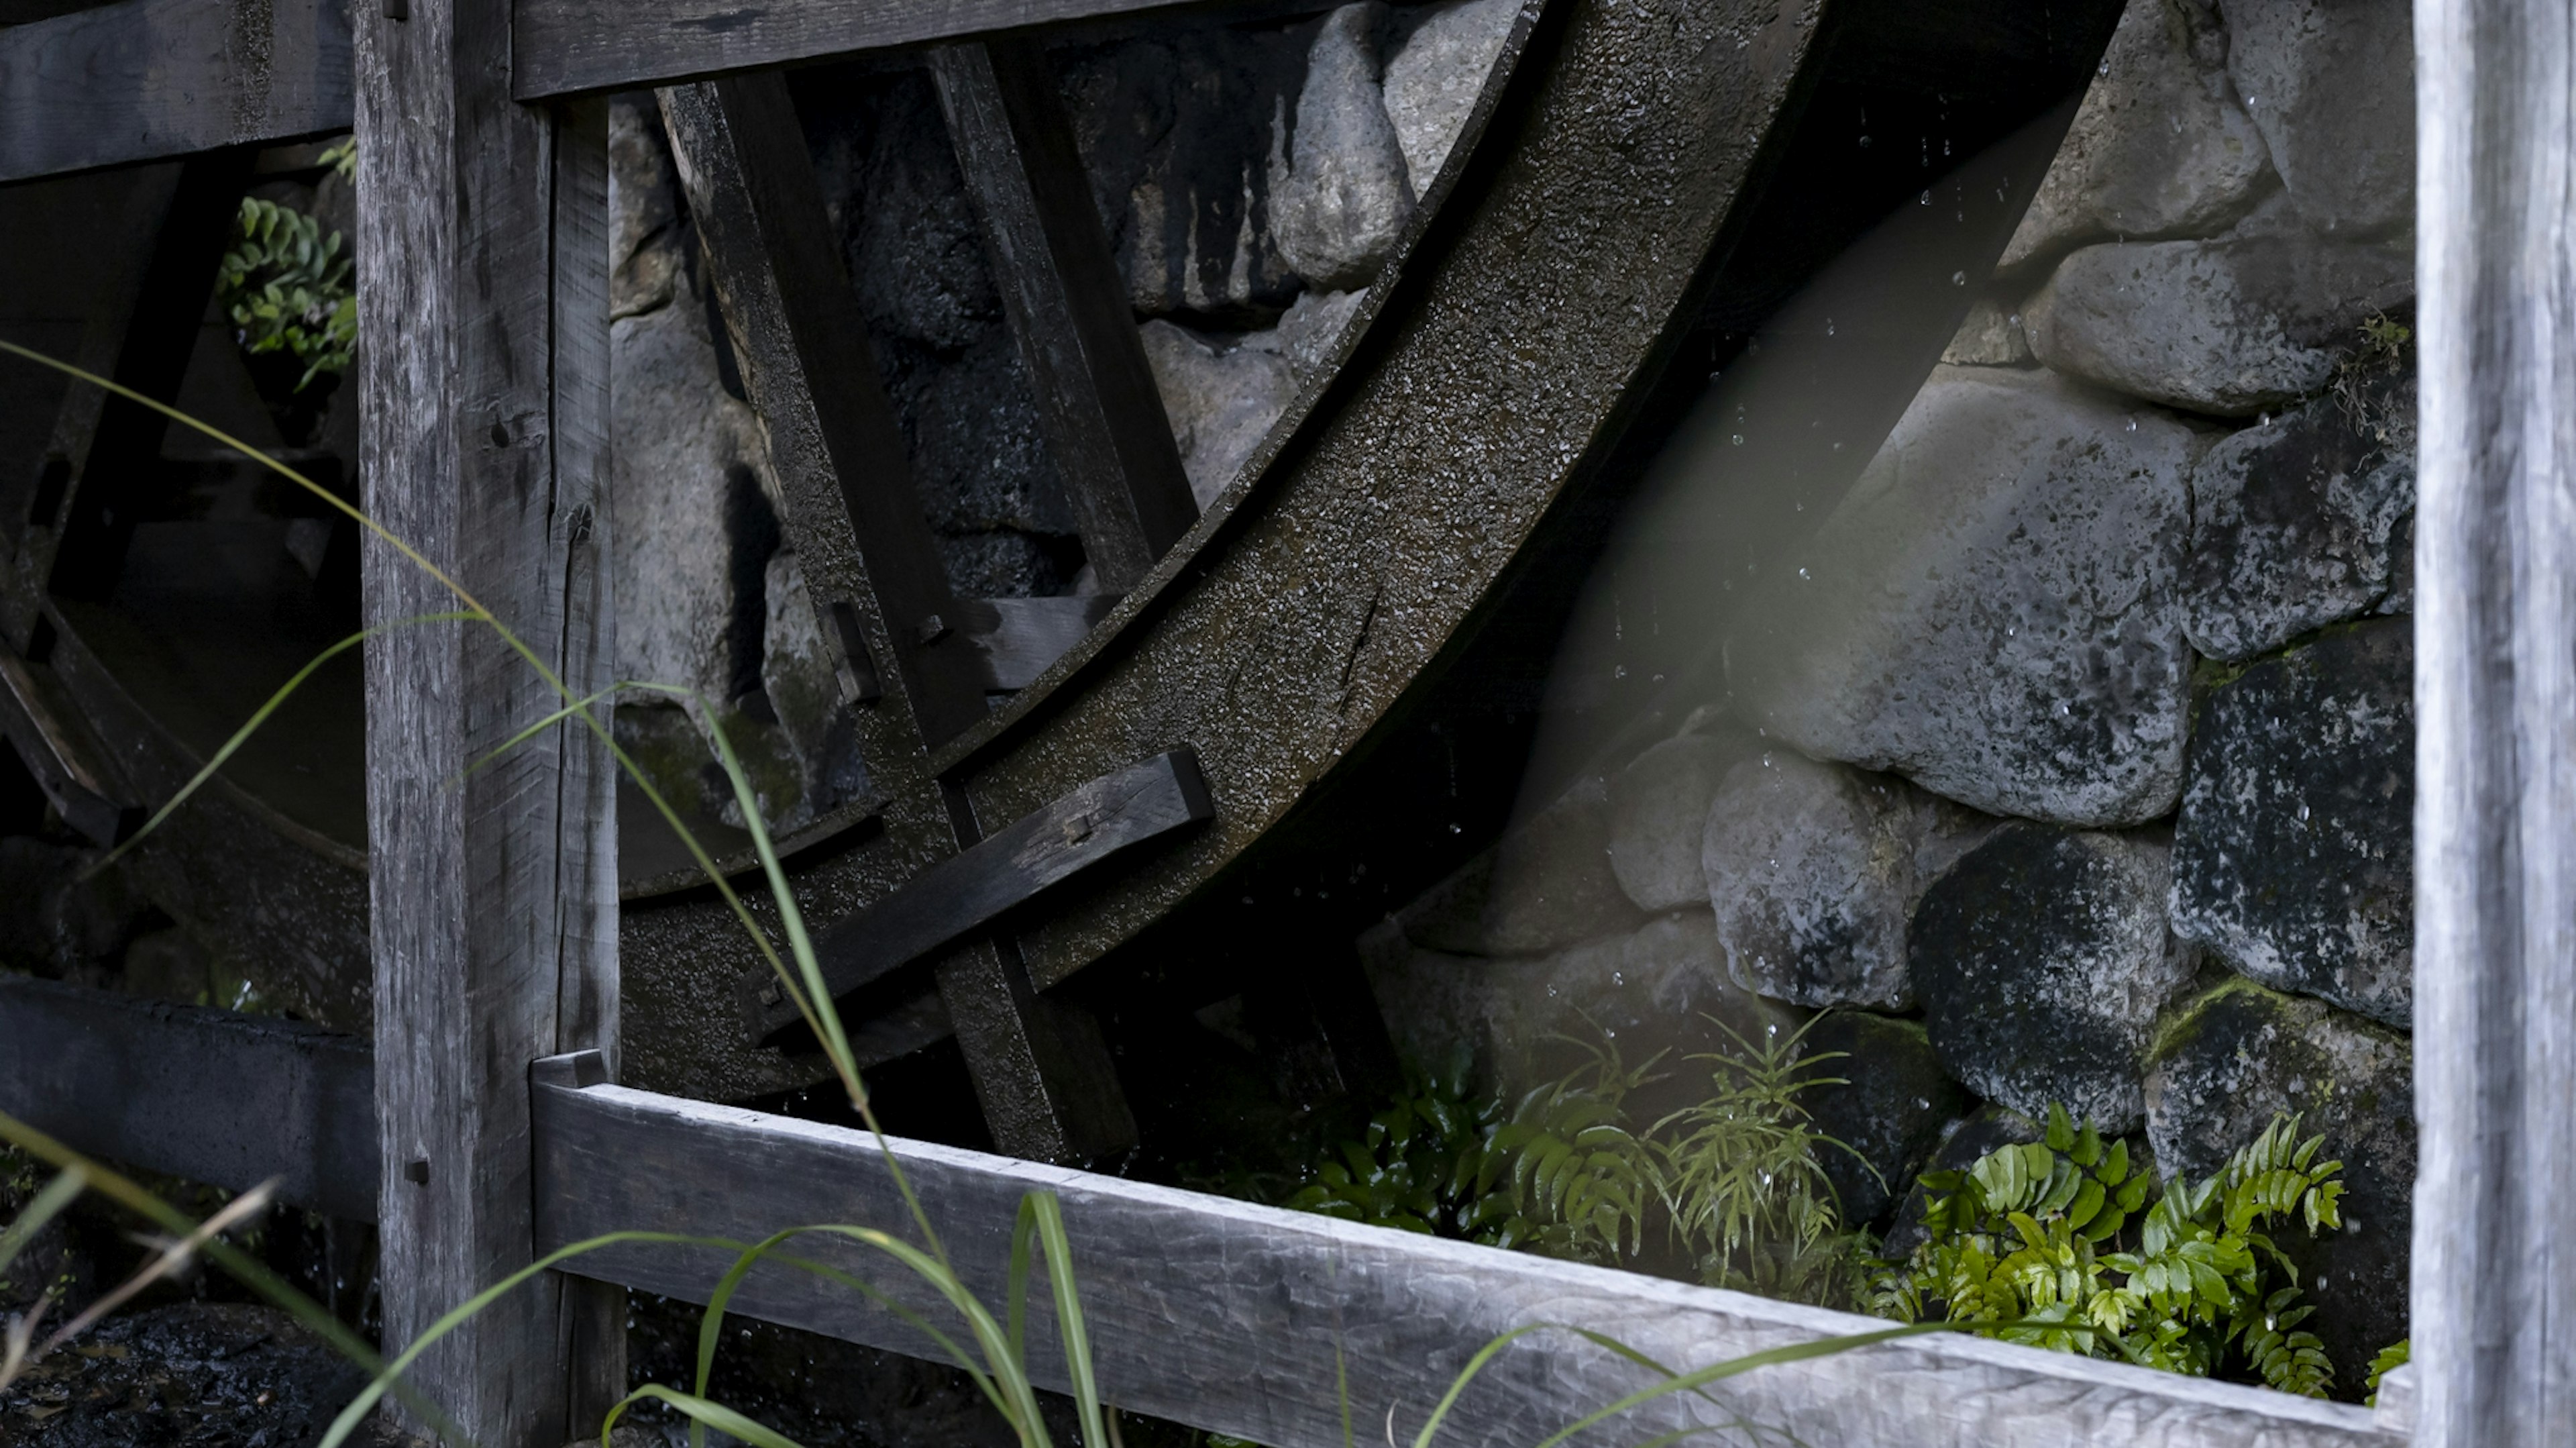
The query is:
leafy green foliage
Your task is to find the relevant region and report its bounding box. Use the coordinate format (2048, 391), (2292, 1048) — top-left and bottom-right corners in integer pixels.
(1872, 1105), (2346, 1398)
(216, 197), (356, 393)
(2365, 1337), (2409, 1407)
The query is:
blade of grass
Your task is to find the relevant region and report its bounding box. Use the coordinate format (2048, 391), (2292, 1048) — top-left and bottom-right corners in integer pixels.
(604, 1384), (813, 1448)
(0, 1168), (85, 1276)
(40, 1180), (276, 1353)
(1027, 1193), (1106, 1448)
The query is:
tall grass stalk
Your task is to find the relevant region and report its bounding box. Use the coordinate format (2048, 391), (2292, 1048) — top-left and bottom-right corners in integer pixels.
(0, 340), (1933, 1448)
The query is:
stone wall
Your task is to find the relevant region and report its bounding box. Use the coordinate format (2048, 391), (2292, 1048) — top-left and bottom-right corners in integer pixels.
(1364, 0), (2416, 1386)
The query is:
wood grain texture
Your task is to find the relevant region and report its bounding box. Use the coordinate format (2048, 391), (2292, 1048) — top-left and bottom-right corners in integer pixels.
(2412, 0), (2576, 1441)
(0, 976), (377, 1221)
(752, 749), (1212, 1042)
(356, 0), (616, 1434)
(931, 39), (1197, 590)
(533, 1074), (2395, 1448)
(0, 0), (352, 185)
(516, 0), (1214, 101)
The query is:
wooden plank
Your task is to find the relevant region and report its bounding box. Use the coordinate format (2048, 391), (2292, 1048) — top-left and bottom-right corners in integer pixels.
(355, 0), (619, 1433)
(0, 976), (376, 1221)
(0, 634), (138, 845)
(959, 594), (1122, 692)
(2411, 0), (2576, 1443)
(531, 1066), (2394, 1448)
(517, 0), (1221, 101)
(930, 39), (1197, 591)
(657, 74), (991, 747)
(0, 0), (352, 186)
(750, 748), (1212, 1042)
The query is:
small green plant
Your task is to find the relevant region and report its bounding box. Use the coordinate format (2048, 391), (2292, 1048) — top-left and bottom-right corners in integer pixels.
(1870, 1105), (2346, 1398)
(215, 196), (357, 393)
(2365, 1337), (2409, 1407)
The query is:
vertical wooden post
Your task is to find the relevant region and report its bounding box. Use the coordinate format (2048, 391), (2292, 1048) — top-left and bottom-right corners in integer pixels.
(2412, 0), (2576, 1439)
(356, 0), (619, 1437)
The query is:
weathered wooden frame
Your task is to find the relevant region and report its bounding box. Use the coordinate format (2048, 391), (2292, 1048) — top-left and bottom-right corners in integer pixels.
(1, 0), (2548, 1441)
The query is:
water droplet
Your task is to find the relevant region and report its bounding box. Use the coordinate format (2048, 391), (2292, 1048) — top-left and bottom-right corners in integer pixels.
(1798, 566), (1811, 580)
(1825, 319), (1836, 336)
(1951, 270), (1967, 286)
(1546, 984), (1560, 998)
(2298, 803), (2312, 822)
(1858, 135), (1872, 149)
(2125, 418), (2139, 431)
(1921, 189), (1932, 206)
(1611, 972), (1625, 986)
(1731, 433), (1745, 446)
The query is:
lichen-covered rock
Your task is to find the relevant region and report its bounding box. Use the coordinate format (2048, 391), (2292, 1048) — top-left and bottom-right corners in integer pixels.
(2023, 238), (2414, 415)
(1701, 750), (1987, 1011)
(1938, 296), (2032, 367)
(1723, 366), (2201, 827)
(1800, 1010), (1972, 1230)
(2145, 979), (2413, 1386)
(1607, 731), (1754, 912)
(2170, 619), (2412, 1025)
(2000, 0), (2273, 268)
(1382, 0), (1523, 197)
(2220, 0), (2416, 235)
(1883, 1104), (2044, 1257)
(2184, 380), (2415, 661)
(1911, 825), (2198, 1132)
(1271, 5), (1417, 291)
(1399, 777), (1646, 957)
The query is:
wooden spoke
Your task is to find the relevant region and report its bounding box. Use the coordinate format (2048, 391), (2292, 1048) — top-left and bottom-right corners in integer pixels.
(932, 38), (1198, 591)
(0, 0), (353, 187)
(0, 634), (138, 845)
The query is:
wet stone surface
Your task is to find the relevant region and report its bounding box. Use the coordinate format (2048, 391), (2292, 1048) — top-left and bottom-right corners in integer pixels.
(1910, 824), (2197, 1133)
(2145, 979), (2414, 1386)
(1607, 731), (1753, 913)
(2169, 618), (2414, 1027)
(1799, 1010), (1971, 1231)
(1, 1303), (410, 1448)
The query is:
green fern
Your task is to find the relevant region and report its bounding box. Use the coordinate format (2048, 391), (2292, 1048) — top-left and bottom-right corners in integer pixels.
(216, 195), (357, 393)
(2365, 1337), (2410, 1407)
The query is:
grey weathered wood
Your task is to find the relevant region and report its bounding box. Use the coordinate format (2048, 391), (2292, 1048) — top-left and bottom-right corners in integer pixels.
(0, 635), (136, 845)
(517, 0), (1218, 101)
(931, 39), (1197, 591)
(0, 0), (352, 185)
(0, 976), (376, 1221)
(531, 1068), (2394, 1448)
(752, 748), (1212, 1041)
(959, 594), (1122, 692)
(2412, 0), (2576, 1442)
(658, 74), (991, 747)
(356, 0), (618, 1433)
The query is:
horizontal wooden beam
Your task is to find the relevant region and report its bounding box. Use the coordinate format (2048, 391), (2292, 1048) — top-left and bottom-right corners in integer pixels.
(517, 0), (1224, 101)
(0, 976), (378, 1220)
(531, 1064), (2396, 1448)
(959, 595), (1122, 692)
(0, 0), (353, 187)
(750, 749), (1212, 1041)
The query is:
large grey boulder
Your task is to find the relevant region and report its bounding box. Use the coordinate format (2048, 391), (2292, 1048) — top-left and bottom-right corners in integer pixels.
(1607, 731), (1755, 912)
(2023, 238), (2414, 415)
(1140, 289), (1366, 504)
(1399, 777), (1646, 958)
(1799, 1010), (1972, 1231)
(2220, 0), (2416, 236)
(1724, 366), (2202, 827)
(1381, 0), (1523, 197)
(1911, 825), (2198, 1133)
(2145, 979), (2413, 1386)
(608, 97), (684, 322)
(1270, 4), (1417, 291)
(2184, 378), (2415, 661)
(2000, 0), (2273, 268)
(1701, 750), (1988, 1011)
(2169, 618), (2413, 1026)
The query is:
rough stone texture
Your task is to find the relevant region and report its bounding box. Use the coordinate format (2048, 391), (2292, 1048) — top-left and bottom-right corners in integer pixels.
(0, 1302), (415, 1448)
(1724, 366), (2202, 827)
(2022, 238), (2414, 415)
(0, 838), (147, 982)
(609, 95), (684, 322)
(2219, 0), (2416, 235)
(2184, 377), (2416, 660)
(1937, 296), (2032, 367)
(1270, 5), (1416, 292)
(1883, 1103), (2045, 1257)
(1139, 289), (1366, 505)
(1911, 825), (2198, 1133)
(2145, 979), (2414, 1386)
(1399, 776), (1646, 957)
(1800, 1009), (1972, 1231)
(2170, 618), (2413, 1026)
(760, 550), (872, 826)
(2000, 0), (2273, 268)
(1606, 731), (1754, 912)
(1382, 0), (1523, 197)
(1701, 749), (1988, 1011)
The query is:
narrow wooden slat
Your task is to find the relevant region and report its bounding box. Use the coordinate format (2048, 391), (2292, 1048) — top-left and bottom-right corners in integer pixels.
(516, 0), (1218, 101)
(0, 0), (352, 186)
(0, 635), (137, 845)
(657, 75), (990, 747)
(531, 1068), (2393, 1448)
(2412, 0), (2576, 1441)
(751, 748), (1212, 1041)
(958, 594), (1122, 692)
(0, 976), (376, 1221)
(356, 0), (618, 1435)
(932, 39), (1197, 590)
